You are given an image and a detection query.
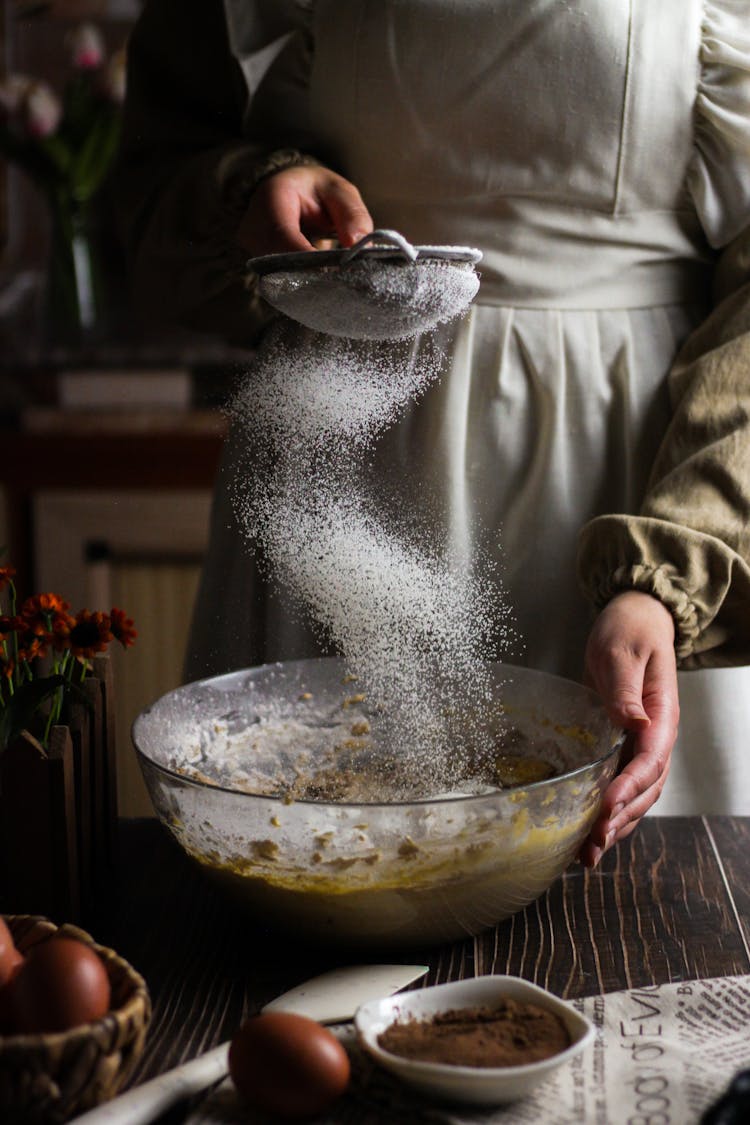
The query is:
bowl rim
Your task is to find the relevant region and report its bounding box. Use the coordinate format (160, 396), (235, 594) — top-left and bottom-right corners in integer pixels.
(354, 975), (595, 1080)
(132, 657), (625, 811)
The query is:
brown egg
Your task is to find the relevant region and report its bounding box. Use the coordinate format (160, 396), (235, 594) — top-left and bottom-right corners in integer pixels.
(3, 936), (111, 1033)
(0, 917), (23, 987)
(0, 920), (24, 1034)
(229, 1012), (350, 1119)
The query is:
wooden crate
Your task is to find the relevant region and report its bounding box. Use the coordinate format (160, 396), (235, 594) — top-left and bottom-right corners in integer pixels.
(0, 655), (118, 924)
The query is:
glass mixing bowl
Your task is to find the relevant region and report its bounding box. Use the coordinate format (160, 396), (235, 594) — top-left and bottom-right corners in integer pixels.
(132, 659), (623, 947)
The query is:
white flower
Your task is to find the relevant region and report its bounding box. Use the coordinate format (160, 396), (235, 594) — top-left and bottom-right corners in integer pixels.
(67, 23), (106, 70)
(23, 82), (62, 138)
(0, 75), (34, 119)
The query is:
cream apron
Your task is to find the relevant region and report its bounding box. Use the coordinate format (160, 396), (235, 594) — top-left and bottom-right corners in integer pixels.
(187, 0), (750, 814)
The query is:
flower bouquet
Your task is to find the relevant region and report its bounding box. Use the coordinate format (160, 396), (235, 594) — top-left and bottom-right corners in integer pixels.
(0, 564), (136, 921)
(0, 564), (136, 753)
(0, 23), (126, 345)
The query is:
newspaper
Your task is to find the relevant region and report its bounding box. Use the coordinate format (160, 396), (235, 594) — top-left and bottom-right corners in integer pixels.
(187, 975), (750, 1125)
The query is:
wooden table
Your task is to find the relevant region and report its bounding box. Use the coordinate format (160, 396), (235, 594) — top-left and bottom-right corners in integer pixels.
(94, 816), (750, 1121)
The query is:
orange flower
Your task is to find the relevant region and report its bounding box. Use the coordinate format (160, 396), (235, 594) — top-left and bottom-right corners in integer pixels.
(110, 607), (137, 648)
(51, 610), (76, 652)
(19, 592), (71, 637)
(1, 655), (14, 680)
(17, 634), (49, 663)
(0, 567), (16, 594)
(68, 610), (112, 658)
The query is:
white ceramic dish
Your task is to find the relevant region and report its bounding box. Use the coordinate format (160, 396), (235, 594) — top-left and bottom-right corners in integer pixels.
(354, 975), (594, 1106)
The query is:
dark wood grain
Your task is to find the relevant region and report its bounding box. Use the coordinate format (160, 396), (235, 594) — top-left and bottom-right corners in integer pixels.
(703, 815), (750, 962)
(471, 817), (750, 998)
(96, 823), (350, 1087)
(95, 817), (750, 1119)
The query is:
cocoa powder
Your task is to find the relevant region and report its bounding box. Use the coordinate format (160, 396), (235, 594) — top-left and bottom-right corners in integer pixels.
(377, 998), (570, 1067)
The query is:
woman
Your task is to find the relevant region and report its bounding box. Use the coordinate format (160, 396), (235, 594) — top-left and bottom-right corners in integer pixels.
(116, 0), (750, 864)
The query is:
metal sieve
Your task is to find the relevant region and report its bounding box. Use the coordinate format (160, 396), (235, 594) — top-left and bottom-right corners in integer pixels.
(248, 229), (482, 340)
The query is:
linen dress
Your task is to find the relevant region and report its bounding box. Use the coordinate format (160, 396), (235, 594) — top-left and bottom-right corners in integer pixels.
(117, 0), (750, 814)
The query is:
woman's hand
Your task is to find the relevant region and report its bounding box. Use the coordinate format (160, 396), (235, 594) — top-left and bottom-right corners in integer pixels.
(237, 165), (373, 257)
(579, 590), (680, 867)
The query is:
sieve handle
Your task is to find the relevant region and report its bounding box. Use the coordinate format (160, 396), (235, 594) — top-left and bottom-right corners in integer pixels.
(340, 229), (419, 266)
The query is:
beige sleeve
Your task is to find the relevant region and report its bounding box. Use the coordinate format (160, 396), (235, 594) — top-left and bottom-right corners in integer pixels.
(114, 0), (318, 345)
(577, 228), (750, 668)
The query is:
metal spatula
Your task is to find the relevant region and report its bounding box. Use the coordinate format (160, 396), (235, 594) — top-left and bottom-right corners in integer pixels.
(70, 964), (428, 1125)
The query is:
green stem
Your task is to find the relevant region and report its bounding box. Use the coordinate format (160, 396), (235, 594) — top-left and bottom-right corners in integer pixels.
(42, 696), (55, 747)
(8, 580), (18, 684)
(1, 637), (11, 697)
(45, 190), (103, 343)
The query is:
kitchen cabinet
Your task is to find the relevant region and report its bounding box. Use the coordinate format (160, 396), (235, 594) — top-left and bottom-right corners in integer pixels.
(1, 409), (228, 815)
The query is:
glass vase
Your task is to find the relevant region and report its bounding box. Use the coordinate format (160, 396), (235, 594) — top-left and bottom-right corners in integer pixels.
(44, 197), (108, 351)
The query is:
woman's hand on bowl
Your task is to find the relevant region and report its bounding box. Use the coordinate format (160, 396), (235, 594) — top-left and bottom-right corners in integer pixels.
(580, 590), (679, 867)
(237, 164), (373, 256)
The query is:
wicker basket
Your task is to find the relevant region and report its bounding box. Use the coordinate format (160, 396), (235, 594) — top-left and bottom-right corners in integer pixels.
(0, 915), (151, 1124)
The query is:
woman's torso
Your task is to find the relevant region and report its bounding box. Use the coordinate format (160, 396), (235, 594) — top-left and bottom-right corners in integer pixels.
(241, 0), (714, 307)
(202, 1), (750, 816)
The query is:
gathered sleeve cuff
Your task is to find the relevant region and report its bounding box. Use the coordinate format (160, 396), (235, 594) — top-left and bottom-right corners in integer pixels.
(577, 518), (750, 667)
(577, 223), (750, 669)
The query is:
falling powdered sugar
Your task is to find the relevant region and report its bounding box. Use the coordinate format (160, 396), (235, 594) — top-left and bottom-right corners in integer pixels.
(234, 329), (437, 458)
(231, 252), (514, 794)
(265, 484), (505, 779)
